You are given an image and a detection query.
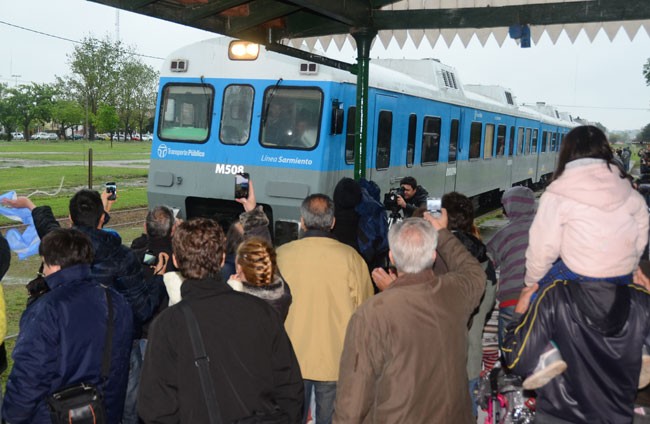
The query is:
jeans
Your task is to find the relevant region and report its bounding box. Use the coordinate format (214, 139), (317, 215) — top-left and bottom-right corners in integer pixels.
(122, 340), (144, 424)
(303, 380), (336, 424)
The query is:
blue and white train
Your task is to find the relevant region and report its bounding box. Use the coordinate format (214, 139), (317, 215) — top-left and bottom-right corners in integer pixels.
(147, 37), (576, 243)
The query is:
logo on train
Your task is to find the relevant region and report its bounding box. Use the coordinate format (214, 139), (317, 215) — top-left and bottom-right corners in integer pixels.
(157, 144), (169, 158)
(156, 143), (206, 159)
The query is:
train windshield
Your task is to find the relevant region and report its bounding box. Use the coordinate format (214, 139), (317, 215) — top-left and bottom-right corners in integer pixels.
(158, 84), (214, 143)
(260, 87), (322, 150)
(220, 85), (254, 145)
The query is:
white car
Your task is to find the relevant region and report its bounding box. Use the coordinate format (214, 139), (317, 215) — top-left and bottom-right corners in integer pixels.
(33, 132), (58, 140)
(11, 132), (24, 140)
(141, 134), (153, 141)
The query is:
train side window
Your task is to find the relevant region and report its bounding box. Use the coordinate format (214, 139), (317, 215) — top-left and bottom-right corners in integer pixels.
(219, 85), (253, 145)
(260, 87), (323, 150)
(484, 124), (495, 159)
(552, 133), (558, 152)
(376, 111), (393, 170)
(524, 128), (530, 155)
(421, 116), (441, 164)
(158, 83), (214, 143)
(345, 107), (356, 164)
(407, 114), (416, 167)
(541, 131), (548, 152)
(496, 125), (506, 157)
(508, 127), (515, 157)
(517, 128), (524, 155)
(469, 122), (482, 159)
(531, 129), (538, 154)
(449, 119), (459, 163)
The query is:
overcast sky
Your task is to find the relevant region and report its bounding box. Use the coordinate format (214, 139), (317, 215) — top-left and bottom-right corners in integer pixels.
(2, 0), (650, 132)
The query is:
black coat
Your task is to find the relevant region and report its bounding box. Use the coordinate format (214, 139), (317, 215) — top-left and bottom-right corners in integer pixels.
(131, 234), (175, 338)
(138, 277), (304, 423)
(0, 232), (9, 282)
(504, 281), (650, 422)
(403, 185), (429, 217)
(31, 206), (162, 327)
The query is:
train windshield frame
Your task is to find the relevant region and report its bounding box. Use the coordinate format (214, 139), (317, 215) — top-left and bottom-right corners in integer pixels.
(259, 86), (323, 150)
(158, 83), (214, 143)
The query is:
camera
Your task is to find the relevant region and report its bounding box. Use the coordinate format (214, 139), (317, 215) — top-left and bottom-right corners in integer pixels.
(426, 197), (442, 217)
(383, 187), (405, 211)
(143, 251), (158, 266)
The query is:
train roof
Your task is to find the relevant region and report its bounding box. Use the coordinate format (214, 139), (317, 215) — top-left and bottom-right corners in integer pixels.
(162, 37), (575, 127)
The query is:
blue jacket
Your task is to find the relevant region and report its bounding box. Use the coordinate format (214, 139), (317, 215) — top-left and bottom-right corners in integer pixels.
(2, 264), (133, 423)
(31, 205), (163, 328)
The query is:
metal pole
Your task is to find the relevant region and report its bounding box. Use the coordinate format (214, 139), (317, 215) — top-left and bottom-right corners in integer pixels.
(351, 28), (376, 181)
(88, 148), (93, 189)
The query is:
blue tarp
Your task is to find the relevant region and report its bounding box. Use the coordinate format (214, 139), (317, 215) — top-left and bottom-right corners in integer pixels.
(0, 191), (40, 259)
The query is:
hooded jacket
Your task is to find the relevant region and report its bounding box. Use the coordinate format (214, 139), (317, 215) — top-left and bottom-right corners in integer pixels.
(525, 159), (649, 286)
(2, 264), (133, 423)
(486, 186), (536, 307)
(503, 280), (650, 423)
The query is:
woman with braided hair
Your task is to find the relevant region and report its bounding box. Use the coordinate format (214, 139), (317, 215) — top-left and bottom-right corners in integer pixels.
(227, 237), (292, 321)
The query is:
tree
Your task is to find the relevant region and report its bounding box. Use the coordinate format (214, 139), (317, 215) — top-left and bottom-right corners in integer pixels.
(94, 103), (120, 147)
(51, 100), (84, 139)
(8, 83), (56, 140)
(0, 83), (19, 140)
(117, 60), (158, 138)
(637, 123), (650, 144)
(62, 36), (128, 139)
(644, 58), (650, 86)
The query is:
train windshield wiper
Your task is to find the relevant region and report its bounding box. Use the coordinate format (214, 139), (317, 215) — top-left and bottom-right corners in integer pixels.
(262, 78), (283, 127)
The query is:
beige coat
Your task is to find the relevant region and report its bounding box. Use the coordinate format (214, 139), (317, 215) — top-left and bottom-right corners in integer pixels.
(277, 233), (374, 381)
(333, 229), (486, 424)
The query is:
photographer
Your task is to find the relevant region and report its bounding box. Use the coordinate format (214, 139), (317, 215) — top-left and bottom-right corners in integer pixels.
(396, 176), (429, 217)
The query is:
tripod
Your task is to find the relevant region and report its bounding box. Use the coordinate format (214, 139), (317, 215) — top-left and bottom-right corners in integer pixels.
(387, 209), (403, 230)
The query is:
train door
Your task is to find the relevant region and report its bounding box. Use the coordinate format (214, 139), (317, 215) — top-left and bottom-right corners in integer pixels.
(367, 94), (397, 189)
(444, 106), (461, 193)
(505, 125), (515, 187)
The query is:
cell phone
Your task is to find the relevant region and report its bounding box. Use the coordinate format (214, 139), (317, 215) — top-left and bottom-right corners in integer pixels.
(427, 197), (442, 215)
(143, 251), (158, 266)
(105, 182), (117, 201)
(235, 172), (249, 199)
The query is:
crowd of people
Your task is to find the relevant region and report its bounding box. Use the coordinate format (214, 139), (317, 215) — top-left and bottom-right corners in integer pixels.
(0, 124), (649, 423)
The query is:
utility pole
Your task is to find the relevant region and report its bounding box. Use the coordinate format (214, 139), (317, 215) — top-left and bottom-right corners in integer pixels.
(11, 74), (21, 87)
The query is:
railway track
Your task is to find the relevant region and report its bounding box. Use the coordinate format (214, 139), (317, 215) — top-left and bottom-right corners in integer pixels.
(0, 207), (149, 232)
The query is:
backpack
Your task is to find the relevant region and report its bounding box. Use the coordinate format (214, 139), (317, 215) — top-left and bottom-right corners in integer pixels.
(356, 179), (389, 265)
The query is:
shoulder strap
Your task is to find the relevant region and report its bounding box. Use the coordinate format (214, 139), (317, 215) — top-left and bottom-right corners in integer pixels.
(101, 287), (114, 381)
(180, 301), (223, 424)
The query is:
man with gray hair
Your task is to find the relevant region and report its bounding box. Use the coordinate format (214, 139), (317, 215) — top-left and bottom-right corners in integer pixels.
(333, 211), (486, 424)
(277, 193), (374, 424)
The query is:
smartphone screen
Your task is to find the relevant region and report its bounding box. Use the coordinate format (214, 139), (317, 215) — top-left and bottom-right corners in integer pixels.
(235, 173), (249, 199)
(105, 182), (117, 201)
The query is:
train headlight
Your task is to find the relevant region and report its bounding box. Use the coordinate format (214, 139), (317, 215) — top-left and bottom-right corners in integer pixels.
(228, 41), (259, 60)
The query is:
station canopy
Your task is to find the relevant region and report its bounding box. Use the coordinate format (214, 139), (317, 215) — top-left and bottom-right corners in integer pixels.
(89, 0), (650, 53)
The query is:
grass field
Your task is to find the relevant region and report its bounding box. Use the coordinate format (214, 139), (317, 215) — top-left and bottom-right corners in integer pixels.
(1, 140), (151, 387)
(0, 140), (150, 225)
